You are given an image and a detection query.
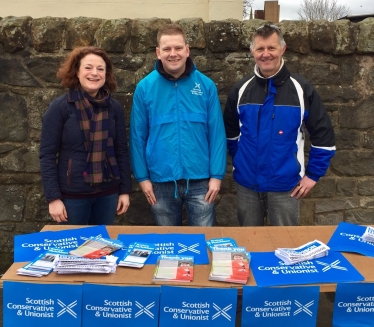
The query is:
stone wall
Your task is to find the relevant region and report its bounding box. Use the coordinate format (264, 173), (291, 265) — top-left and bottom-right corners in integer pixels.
(0, 16), (373, 273)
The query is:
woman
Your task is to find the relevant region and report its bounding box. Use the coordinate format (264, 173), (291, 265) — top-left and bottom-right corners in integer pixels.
(40, 46), (131, 225)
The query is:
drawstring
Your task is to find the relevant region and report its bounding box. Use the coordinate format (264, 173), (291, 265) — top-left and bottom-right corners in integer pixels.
(185, 178), (190, 195)
(174, 180), (178, 199)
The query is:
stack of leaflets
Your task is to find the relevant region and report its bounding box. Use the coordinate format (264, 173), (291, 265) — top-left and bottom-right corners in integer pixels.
(17, 248), (69, 277)
(209, 247), (250, 284)
(361, 226), (374, 243)
(275, 240), (330, 265)
(69, 236), (124, 259)
(206, 237), (238, 251)
(152, 255), (194, 282)
(54, 254), (118, 274)
(118, 242), (155, 268)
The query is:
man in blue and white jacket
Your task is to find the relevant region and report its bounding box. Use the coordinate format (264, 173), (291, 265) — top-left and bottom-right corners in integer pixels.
(130, 23), (226, 226)
(224, 24), (336, 226)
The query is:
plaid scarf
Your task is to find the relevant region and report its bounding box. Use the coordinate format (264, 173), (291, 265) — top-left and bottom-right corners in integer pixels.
(69, 88), (120, 184)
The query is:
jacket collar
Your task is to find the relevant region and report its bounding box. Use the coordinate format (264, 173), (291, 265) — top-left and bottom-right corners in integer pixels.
(155, 57), (195, 81)
(254, 59), (290, 86)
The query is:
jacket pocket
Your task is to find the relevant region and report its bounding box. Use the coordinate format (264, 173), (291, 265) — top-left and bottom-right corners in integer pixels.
(67, 158), (72, 187)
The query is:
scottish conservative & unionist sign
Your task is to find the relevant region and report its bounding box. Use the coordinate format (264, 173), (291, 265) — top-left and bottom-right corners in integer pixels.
(117, 233), (209, 264)
(159, 286), (237, 327)
(250, 251), (364, 287)
(327, 222), (374, 257)
(3, 281), (82, 327)
(241, 286), (320, 327)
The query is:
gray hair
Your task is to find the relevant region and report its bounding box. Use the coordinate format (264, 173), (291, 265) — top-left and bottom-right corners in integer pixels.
(250, 24), (286, 51)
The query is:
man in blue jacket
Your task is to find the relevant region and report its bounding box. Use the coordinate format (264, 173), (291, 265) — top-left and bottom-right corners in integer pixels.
(130, 23), (226, 226)
(224, 24), (336, 226)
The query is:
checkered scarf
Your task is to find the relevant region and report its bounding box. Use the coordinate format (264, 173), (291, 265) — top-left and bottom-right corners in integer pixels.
(70, 88), (120, 184)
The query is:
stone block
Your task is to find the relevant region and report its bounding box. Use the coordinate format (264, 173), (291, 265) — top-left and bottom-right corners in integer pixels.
(0, 58), (41, 87)
(0, 93), (28, 142)
(310, 178), (336, 198)
(130, 18), (171, 53)
(177, 18), (206, 49)
(330, 151), (374, 177)
(357, 18), (374, 53)
(315, 212), (344, 225)
(315, 197), (359, 213)
(332, 20), (358, 55)
(31, 17), (67, 52)
(339, 95), (374, 129)
(299, 200), (315, 225)
(215, 194), (239, 226)
(360, 197), (374, 209)
(0, 147), (39, 173)
(336, 178), (356, 196)
(346, 209), (374, 224)
(24, 56), (64, 84)
(310, 20), (335, 54)
(206, 19), (241, 52)
(110, 54), (146, 71)
(0, 185), (24, 222)
(95, 18), (130, 52)
(334, 129), (361, 150)
(278, 20), (310, 54)
(0, 16), (32, 52)
(358, 179), (374, 196)
(65, 17), (103, 49)
(314, 85), (359, 103)
(23, 183), (50, 222)
(364, 131), (374, 149)
(114, 68), (136, 93)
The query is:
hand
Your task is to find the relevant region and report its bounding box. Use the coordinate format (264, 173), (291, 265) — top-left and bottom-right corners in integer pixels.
(117, 194), (130, 215)
(139, 180), (156, 205)
(290, 176), (316, 199)
(49, 199), (68, 223)
(204, 178), (221, 204)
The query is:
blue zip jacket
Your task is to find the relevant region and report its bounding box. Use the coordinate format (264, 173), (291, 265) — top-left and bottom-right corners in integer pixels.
(130, 59), (226, 183)
(224, 62), (336, 192)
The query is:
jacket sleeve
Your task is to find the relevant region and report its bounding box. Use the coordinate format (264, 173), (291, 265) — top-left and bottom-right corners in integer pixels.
(39, 97), (65, 202)
(207, 83), (227, 180)
(130, 83), (150, 182)
(303, 83), (336, 182)
(223, 84), (240, 159)
(113, 100), (132, 194)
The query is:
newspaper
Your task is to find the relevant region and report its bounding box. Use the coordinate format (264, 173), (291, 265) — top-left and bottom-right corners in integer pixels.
(275, 240), (329, 265)
(54, 255), (118, 274)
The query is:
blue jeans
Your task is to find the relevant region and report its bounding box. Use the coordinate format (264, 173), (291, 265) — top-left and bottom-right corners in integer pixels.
(237, 184), (299, 226)
(151, 179), (214, 226)
(61, 193), (119, 225)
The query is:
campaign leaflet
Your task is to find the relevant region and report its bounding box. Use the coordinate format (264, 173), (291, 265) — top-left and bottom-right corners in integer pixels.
(54, 255), (118, 274)
(209, 247), (250, 284)
(17, 248), (69, 277)
(69, 236), (124, 259)
(153, 255), (194, 282)
(206, 238), (238, 252)
(118, 242), (155, 268)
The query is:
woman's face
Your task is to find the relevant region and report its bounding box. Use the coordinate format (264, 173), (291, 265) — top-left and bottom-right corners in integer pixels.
(77, 53), (106, 97)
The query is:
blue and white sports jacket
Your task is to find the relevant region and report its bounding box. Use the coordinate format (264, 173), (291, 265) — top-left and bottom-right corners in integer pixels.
(130, 58), (226, 183)
(223, 62), (336, 192)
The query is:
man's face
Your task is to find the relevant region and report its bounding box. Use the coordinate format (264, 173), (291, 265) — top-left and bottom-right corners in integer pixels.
(251, 32), (286, 78)
(156, 34), (190, 79)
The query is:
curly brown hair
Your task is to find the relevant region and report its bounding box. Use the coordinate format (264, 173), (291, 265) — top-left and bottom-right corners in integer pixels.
(57, 46), (117, 92)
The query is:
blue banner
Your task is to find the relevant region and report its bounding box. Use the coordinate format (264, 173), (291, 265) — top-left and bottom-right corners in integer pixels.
(250, 251), (364, 287)
(117, 233), (209, 264)
(3, 281), (82, 327)
(82, 284), (160, 327)
(327, 222), (374, 257)
(333, 282), (374, 327)
(241, 286), (320, 327)
(14, 225), (110, 262)
(159, 286), (237, 327)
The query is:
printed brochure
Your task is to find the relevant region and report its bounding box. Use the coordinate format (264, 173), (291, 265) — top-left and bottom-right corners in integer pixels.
(209, 246), (250, 284)
(69, 236), (124, 259)
(118, 242), (155, 268)
(206, 237), (238, 251)
(153, 255), (194, 282)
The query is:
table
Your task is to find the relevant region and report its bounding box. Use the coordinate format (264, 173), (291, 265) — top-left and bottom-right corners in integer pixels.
(2, 225), (374, 292)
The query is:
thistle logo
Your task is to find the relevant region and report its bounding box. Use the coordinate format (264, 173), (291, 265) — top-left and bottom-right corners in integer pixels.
(57, 299), (78, 318)
(212, 303), (232, 321)
(135, 301), (155, 319)
(178, 242), (200, 254)
(293, 300), (314, 317)
(316, 259), (348, 272)
(191, 83), (203, 96)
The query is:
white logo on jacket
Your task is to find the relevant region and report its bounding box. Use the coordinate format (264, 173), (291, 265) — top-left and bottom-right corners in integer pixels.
(191, 83), (203, 96)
